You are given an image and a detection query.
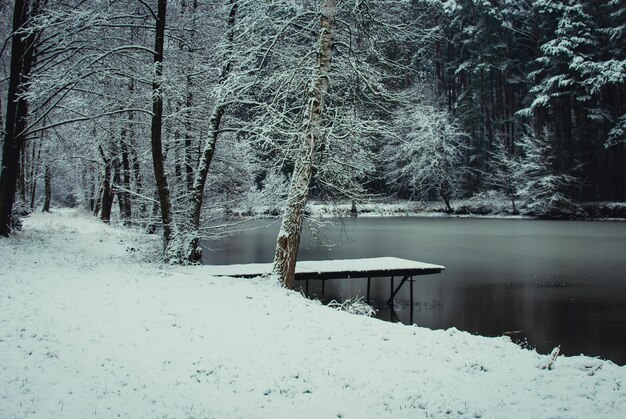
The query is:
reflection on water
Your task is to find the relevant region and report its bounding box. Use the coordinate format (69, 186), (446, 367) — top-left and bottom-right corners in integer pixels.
(203, 217), (626, 365)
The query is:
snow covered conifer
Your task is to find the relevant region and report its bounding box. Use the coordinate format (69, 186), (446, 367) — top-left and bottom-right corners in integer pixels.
(516, 126), (577, 217)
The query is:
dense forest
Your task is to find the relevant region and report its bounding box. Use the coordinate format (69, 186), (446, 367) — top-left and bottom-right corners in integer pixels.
(433, 0), (625, 202)
(1, 0), (625, 267)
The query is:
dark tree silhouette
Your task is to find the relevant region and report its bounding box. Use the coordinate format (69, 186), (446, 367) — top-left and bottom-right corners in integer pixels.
(0, 0), (41, 236)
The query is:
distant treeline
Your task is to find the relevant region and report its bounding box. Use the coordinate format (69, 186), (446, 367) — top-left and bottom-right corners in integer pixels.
(426, 0), (625, 201)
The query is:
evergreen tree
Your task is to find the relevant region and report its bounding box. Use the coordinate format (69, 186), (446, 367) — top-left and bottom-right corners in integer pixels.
(517, 126), (577, 216)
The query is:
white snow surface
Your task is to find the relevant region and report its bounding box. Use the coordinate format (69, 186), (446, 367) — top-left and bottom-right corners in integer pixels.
(1, 209), (625, 418)
(209, 257), (444, 278)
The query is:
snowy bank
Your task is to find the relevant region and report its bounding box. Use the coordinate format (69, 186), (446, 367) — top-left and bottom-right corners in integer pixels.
(1, 209), (625, 418)
(234, 198), (626, 221)
(235, 199), (534, 220)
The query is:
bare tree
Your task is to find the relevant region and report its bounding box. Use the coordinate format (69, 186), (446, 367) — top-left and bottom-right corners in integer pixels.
(0, 0), (41, 236)
(149, 0), (177, 256)
(184, 0), (239, 262)
(384, 105), (470, 213)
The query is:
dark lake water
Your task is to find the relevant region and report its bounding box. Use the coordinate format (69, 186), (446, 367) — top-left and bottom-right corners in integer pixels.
(203, 217), (626, 365)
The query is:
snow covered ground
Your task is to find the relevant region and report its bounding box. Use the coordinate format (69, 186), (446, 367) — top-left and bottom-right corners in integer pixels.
(1, 209), (625, 418)
(236, 198), (531, 220)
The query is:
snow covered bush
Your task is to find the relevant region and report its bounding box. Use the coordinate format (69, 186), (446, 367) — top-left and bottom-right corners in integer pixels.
(384, 105), (470, 212)
(327, 297), (377, 317)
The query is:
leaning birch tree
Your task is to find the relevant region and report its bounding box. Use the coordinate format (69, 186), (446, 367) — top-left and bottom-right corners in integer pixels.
(265, 0), (430, 288)
(272, 0), (337, 289)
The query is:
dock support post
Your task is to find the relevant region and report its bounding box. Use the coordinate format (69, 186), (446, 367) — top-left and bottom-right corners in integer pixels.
(367, 277), (371, 302)
(305, 278), (309, 295)
(390, 276), (394, 305)
(409, 276), (414, 324)
(321, 279), (325, 299)
(387, 276), (409, 306)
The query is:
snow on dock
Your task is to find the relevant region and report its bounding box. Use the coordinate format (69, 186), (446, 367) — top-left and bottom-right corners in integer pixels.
(211, 257), (445, 306)
(209, 256), (445, 280)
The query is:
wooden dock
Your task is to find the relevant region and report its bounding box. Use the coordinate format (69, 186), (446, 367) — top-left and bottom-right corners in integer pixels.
(210, 257), (445, 306)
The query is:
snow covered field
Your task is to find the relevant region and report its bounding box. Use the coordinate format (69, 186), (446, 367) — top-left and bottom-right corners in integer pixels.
(1, 210), (625, 418)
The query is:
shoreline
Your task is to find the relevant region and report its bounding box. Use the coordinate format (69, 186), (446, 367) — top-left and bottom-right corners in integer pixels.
(232, 199), (626, 222)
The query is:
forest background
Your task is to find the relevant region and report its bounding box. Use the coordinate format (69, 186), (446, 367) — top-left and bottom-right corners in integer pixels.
(1, 0), (625, 263)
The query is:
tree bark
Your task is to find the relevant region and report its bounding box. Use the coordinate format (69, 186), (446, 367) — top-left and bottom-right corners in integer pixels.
(184, 77), (195, 194)
(0, 0), (39, 236)
(273, 0), (336, 289)
(126, 79), (146, 222)
(99, 147), (113, 223)
(129, 135), (145, 220)
(120, 131), (133, 225)
(113, 165), (123, 218)
(18, 144), (27, 203)
(29, 141), (40, 209)
(150, 0), (176, 253)
(42, 165), (51, 212)
(93, 186), (102, 216)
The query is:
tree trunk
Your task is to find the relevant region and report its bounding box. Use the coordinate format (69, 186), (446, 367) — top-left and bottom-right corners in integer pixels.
(18, 144), (27, 203)
(42, 165), (51, 212)
(93, 186), (102, 216)
(273, 0), (336, 289)
(120, 131), (133, 225)
(29, 140), (40, 209)
(84, 171), (95, 212)
(442, 194), (453, 213)
(129, 136), (145, 221)
(100, 164), (113, 223)
(181, 0), (198, 195)
(114, 166), (123, 217)
(0, 0), (39, 236)
(99, 146), (113, 223)
(185, 0), (238, 262)
(147, 190), (160, 235)
(184, 77), (195, 194)
(150, 0), (176, 255)
(126, 80), (146, 223)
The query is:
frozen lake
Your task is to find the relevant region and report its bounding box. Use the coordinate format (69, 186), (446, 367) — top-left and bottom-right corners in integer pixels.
(203, 217), (626, 364)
